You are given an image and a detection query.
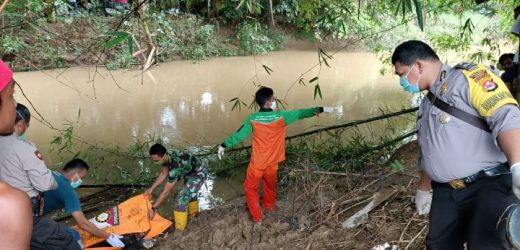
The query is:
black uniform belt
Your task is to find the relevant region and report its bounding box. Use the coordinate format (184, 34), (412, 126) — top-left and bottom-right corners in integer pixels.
(433, 163), (510, 189)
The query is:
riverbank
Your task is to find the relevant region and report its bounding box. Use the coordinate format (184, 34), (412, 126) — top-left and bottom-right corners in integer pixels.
(150, 141), (424, 249)
(3, 12), (343, 72)
(3, 4), (509, 73)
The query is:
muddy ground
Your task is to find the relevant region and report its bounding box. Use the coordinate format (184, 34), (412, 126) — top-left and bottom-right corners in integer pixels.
(150, 141), (427, 250)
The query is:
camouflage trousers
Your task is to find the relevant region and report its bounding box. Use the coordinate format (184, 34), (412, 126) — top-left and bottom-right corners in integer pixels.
(174, 166), (208, 212)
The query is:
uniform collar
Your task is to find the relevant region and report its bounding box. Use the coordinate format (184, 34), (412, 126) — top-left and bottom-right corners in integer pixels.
(259, 108), (273, 112)
(431, 64), (452, 92)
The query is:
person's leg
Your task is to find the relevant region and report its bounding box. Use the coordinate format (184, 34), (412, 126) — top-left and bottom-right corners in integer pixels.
(30, 218), (81, 250)
(174, 183), (192, 213)
(426, 184), (465, 250)
(173, 184), (192, 230)
(185, 170), (207, 218)
(467, 175), (517, 250)
(262, 164), (278, 211)
(244, 163), (265, 222)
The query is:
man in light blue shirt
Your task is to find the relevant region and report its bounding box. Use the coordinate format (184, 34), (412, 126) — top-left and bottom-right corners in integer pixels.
(44, 159), (125, 248)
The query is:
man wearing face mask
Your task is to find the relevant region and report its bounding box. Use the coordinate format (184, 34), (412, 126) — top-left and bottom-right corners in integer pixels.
(145, 143), (208, 231)
(0, 66), (80, 249)
(42, 159), (125, 248)
(14, 103), (30, 141)
(218, 86), (337, 224)
(392, 40), (520, 249)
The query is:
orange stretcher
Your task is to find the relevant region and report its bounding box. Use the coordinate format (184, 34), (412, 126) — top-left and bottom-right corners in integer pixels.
(73, 194), (172, 250)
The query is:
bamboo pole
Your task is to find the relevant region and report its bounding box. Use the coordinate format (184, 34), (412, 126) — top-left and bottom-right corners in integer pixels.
(139, 0), (156, 71)
(269, 0), (275, 27)
(0, 0), (9, 15)
(197, 107), (418, 157)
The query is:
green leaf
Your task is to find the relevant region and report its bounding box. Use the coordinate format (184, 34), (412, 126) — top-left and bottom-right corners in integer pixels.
(127, 36), (134, 56)
(102, 32), (131, 49)
(262, 64), (273, 75)
(319, 48), (333, 60)
(460, 18), (474, 39)
(413, 0), (423, 31)
(230, 97), (247, 111)
(298, 78), (306, 86)
(313, 84), (322, 100)
(309, 76), (319, 83)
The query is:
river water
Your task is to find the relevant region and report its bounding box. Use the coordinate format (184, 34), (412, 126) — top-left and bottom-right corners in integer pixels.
(13, 50), (414, 211)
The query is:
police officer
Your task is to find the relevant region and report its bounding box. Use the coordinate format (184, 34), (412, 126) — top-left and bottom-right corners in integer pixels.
(0, 91), (81, 248)
(392, 40), (520, 249)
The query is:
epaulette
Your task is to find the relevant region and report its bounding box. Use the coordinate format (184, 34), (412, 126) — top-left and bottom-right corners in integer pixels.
(454, 62), (478, 71)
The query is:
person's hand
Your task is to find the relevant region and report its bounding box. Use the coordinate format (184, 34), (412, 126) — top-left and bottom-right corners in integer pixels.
(147, 208), (155, 220)
(144, 187), (154, 196)
(414, 190), (432, 215)
(107, 234), (125, 248)
(511, 162), (520, 199)
(218, 146), (225, 160)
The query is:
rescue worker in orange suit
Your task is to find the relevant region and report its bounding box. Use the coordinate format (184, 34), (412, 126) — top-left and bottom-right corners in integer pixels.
(218, 87), (337, 224)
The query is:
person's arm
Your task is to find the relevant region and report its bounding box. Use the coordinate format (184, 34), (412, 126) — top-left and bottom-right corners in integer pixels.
(153, 181), (175, 209)
(145, 166), (169, 195)
(71, 211), (110, 239)
(222, 116), (253, 148)
(0, 182), (32, 250)
(498, 129), (520, 164)
(417, 170), (432, 191)
(147, 181), (176, 219)
(21, 148), (57, 192)
(281, 107), (323, 125)
(486, 105), (520, 163)
(415, 170), (432, 215)
(485, 105), (520, 199)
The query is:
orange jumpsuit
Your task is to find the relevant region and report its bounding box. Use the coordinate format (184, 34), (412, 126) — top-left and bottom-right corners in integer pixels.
(222, 107), (323, 222)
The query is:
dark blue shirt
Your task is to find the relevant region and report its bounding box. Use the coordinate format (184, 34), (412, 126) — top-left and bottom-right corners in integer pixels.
(501, 65), (519, 84)
(43, 172), (81, 215)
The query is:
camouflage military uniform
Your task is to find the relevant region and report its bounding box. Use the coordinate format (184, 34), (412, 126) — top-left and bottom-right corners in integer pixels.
(166, 150), (208, 212)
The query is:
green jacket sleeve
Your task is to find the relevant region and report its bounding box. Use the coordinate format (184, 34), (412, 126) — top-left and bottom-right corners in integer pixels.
(281, 107), (323, 125)
(222, 116), (253, 148)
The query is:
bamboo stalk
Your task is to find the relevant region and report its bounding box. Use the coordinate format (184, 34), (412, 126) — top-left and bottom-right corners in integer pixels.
(269, 0), (275, 27)
(139, 0), (156, 70)
(132, 35), (148, 61)
(143, 46), (156, 71)
(0, 0), (9, 15)
(196, 107), (418, 157)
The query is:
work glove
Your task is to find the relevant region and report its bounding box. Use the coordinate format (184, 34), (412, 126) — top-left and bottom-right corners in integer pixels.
(323, 106), (342, 113)
(414, 190), (432, 215)
(511, 162), (520, 199)
(218, 146), (225, 160)
(107, 234), (125, 248)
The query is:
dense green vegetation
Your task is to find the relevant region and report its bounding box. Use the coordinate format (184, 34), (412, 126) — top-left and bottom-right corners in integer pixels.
(0, 0), (518, 71)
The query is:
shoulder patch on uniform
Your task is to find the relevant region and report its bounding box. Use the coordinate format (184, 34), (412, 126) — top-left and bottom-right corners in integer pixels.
(34, 150), (43, 161)
(461, 64), (518, 117)
(454, 62), (477, 71)
(468, 69), (498, 92)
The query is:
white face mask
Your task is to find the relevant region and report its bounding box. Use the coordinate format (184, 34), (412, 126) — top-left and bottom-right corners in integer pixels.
(270, 101), (277, 110)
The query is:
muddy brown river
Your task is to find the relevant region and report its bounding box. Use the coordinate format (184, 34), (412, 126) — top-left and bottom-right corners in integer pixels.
(14, 50), (414, 211)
